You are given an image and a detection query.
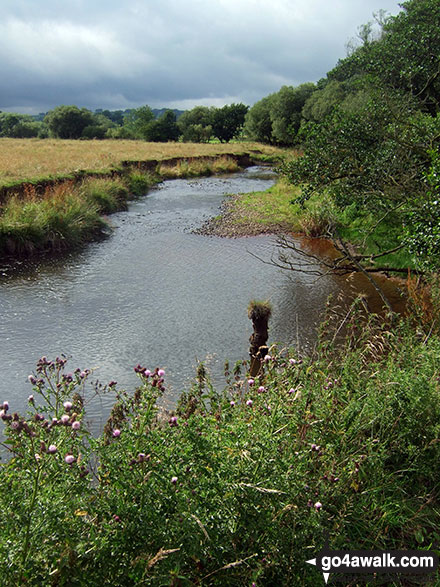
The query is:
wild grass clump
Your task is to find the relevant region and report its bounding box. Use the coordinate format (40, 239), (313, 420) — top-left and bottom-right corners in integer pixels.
(248, 299), (272, 321)
(158, 156), (239, 179)
(125, 170), (159, 197)
(0, 184), (108, 256)
(211, 155), (240, 174)
(1, 304), (439, 585)
(79, 177), (129, 214)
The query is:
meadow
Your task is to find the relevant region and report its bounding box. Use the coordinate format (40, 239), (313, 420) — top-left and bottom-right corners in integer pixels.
(0, 139), (282, 258)
(0, 139), (281, 187)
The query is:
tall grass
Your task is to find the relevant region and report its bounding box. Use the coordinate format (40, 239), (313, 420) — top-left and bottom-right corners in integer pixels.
(0, 139), (282, 187)
(79, 177), (130, 214)
(0, 182), (108, 256)
(158, 156), (239, 178)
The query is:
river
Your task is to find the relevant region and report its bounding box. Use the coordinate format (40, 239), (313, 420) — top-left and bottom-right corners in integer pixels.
(0, 166), (404, 428)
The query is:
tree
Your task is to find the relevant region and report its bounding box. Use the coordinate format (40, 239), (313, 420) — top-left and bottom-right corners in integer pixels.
(328, 0), (440, 115)
(211, 103), (249, 142)
(301, 80), (347, 124)
(270, 83), (316, 145)
(44, 106), (94, 139)
(280, 0), (440, 271)
(177, 106), (213, 142)
(0, 113), (42, 138)
(244, 94), (276, 143)
(122, 105), (155, 140)
(144, 110), (179, 142)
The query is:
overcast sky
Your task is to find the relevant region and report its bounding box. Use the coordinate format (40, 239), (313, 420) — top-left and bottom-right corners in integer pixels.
(0, 0), (403, 114)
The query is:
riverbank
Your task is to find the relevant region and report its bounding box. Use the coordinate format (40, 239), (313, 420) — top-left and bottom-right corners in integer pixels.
(197, 178), (302, 237)
(0, 138), (283, 190)
(200, 176), (418, 279)
(0, 145), (282, 259)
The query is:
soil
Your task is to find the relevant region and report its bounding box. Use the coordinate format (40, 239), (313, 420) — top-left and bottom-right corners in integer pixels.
(194, 194), (294, 238)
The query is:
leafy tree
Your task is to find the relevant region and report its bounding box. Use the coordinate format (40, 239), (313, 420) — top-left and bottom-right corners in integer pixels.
(98, 109), (124, 126)
(147, 110), (180, 142)
(301, 80), (347, 124)
(270, 83), (316, 145)
(328, 0), (440, 115)
(0, 113), (41, 138)
(82, 113), (115, 139)
(244, 94), (276, 143)
(122, 105), (155, 140)
(44, 106), (94, 139)
(177, 106), (213, 142)
(281, 0), (440, 270)
(211, 103), (249, 142)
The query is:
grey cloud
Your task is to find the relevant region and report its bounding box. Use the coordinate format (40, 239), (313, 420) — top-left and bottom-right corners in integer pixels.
(0, 0), (403, 113)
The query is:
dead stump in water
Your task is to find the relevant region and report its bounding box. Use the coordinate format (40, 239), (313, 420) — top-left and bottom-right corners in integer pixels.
(248, 300), (272, 377)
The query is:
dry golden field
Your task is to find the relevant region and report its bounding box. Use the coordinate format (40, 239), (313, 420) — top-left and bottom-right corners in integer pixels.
(0, 139), (281, 186)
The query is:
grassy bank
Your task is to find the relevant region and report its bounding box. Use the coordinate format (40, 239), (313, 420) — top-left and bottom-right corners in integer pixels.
(1, 301), (439, 585)
(0, 147), (279, 258)
(0, 172), (158, 257)
(206, 177), (418, 271)
(0, 139), (282, 188)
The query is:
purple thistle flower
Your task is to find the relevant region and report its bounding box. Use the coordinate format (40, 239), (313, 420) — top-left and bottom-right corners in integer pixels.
(169, 416), (178, 427)
(144, 369), (151, 377)
(28, 375), (37, 385)
(258, 386), (265, 393)
(28, 395), (34, 403)
(314, 501), (322, 511)
(2, 401), (9, 412)
(65, 454), (75, 465)
(171, 476), (178, 484)
(63, 401), (73, 411)
(264, 355), (272, 362)
(112, 429), (121, 438)
(248, 378), (255, 386)
(48, 444), (57, 454)
(72, 421), (81, 430)
(158, 369), (165, 377)
(246, 399), (253, 407)
(230, 400), (236, 407)
(60, 414), (70, 424)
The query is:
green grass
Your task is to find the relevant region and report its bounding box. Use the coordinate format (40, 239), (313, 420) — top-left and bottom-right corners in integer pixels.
(0, 185), (109, 256)
(1, 305), (439, 585)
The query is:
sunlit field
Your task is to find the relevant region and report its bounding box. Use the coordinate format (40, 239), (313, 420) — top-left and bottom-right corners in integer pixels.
(0, 139), (282, 186)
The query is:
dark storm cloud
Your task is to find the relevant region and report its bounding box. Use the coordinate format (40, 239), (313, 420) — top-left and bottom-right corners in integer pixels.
(0, 0), (403, 113)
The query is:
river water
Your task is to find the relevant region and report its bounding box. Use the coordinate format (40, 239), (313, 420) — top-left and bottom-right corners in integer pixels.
(0, 167), (404, 428)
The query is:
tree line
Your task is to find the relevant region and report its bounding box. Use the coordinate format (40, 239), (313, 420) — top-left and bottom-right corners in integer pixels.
(246, 0), (440, 272)
(0, 103), (249, 143)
